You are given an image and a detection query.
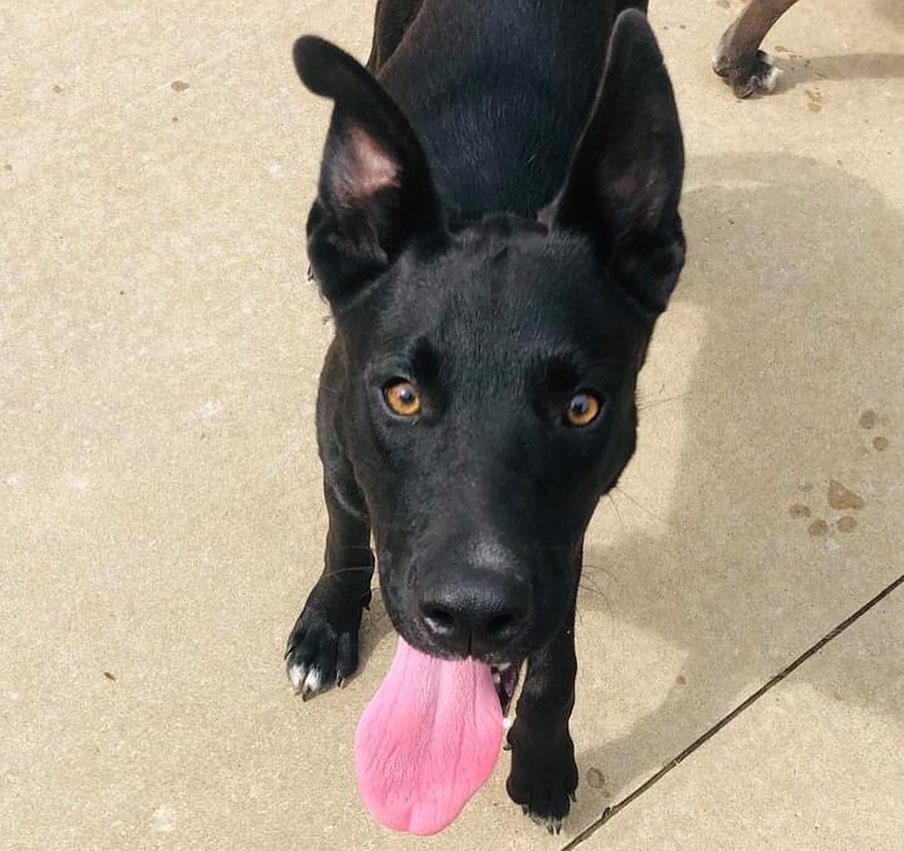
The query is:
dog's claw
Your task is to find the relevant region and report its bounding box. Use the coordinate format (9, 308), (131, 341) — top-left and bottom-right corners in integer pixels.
(285, 584), (369, 701)
(527, 811), (564, 834)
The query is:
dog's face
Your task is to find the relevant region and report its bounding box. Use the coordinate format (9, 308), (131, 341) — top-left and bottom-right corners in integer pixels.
(296, 19), (684, 665)
(333, 222), (652, 663)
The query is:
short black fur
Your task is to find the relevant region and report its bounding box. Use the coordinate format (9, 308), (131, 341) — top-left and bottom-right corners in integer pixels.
(285, 0), (684, 829)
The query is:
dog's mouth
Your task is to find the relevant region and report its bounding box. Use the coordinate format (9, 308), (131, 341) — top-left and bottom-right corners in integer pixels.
(490, 661), (521, 716)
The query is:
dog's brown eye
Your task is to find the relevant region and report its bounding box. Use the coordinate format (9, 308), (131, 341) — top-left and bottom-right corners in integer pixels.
(566, 392), (601, 427)
(384, 380), (421, 417)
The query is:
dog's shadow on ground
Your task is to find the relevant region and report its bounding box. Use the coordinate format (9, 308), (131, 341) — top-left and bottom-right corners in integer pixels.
(774, 52), (904, 89)
(872, 0), (904, 31)
(569, 152), (904, 823)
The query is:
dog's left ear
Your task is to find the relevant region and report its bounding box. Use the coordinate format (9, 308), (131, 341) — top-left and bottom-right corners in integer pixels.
(543, 10), (685, 316)
(294, 36), (444, 305)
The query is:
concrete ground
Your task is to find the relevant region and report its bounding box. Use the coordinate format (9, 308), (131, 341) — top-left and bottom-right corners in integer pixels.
(2, 0), (902, 848)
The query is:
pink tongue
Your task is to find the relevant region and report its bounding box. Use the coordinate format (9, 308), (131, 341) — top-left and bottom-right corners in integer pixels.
(354, 637), (503, 835)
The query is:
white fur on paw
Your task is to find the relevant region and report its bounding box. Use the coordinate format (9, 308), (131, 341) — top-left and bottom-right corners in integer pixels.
(763, 63), (782, 92)
(301, 667), (322, 696)
(288, 663), (307, 693)
(528, 812), (564, 835)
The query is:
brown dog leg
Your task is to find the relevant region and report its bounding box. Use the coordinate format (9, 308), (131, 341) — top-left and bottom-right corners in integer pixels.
(713, 0), (800, 98)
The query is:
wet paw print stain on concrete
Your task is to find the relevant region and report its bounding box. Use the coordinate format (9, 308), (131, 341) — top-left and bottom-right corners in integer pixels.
(789, 411), (891, 538)
(858, 409), (890, 452)
(790, 479), (864, 538)
(805, 88), (824, 113)
(585, 767), (609, 796)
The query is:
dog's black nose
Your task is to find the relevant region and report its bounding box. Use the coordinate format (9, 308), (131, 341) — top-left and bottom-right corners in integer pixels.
(418, 569), (531, 657)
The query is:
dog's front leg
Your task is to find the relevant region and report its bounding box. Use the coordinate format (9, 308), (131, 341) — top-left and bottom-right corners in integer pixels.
(506, 591), (579, 832)
(285, 454), (374, 700)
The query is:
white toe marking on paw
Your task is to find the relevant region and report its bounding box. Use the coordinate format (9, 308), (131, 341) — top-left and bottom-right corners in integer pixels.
(764, 64), (782, 92)
(761, 52), (776, 67)
(302, 667), (322, 694)
(288, 664), (306, 692)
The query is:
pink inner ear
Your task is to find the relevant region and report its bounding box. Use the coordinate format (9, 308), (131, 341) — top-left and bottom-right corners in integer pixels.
(338, 127), (400, 204)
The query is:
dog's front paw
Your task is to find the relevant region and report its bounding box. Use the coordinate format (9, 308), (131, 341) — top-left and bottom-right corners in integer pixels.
(505, 720), (578, 833)
(713, 49), (783, 99)
(285, 581), (371, 700)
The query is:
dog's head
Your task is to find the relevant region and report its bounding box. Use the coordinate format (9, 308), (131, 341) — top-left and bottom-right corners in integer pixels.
(295, 12), (684, 666)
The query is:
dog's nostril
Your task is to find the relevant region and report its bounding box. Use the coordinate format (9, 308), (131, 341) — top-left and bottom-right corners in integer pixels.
(422, 606), (456, 633)
(485, 612), (522, 639)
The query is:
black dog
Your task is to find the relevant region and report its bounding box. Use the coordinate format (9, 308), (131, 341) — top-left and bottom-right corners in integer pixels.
(285, 0), (684, 829)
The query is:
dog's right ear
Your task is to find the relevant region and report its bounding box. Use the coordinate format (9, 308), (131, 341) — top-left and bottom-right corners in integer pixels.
(542, 11), (684, 317)
(294, 36), (443, 305)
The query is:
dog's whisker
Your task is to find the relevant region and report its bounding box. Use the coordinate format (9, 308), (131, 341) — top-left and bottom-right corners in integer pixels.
(637, 392), (690, 412)
(576, 579), (608, 600)
(582, 562), (620, 587)
(605, 492), (625, 529)
(611, 485), (671, 527)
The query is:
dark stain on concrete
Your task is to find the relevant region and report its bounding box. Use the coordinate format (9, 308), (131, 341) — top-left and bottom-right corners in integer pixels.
(808, 519), (829, 537)
(586, 767), (606, 789)
(827, 479), (865, 511)
(859, 409), (878, 429)
(836, 516), (857, 534)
